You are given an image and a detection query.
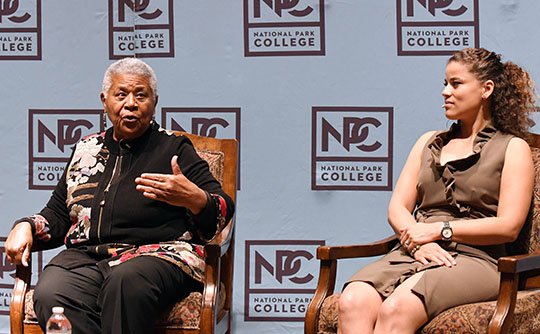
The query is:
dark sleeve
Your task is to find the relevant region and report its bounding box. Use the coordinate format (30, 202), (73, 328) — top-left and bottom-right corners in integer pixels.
(13, 154), (73, 250)
(176, 138), (235, 241)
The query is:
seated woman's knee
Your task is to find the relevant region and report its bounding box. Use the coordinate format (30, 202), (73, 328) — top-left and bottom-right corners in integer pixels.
(378, 295), (408, 320)
(339, 283), (377, 314)
(34, 282), (58, 307)
(33, 269), (67, 307)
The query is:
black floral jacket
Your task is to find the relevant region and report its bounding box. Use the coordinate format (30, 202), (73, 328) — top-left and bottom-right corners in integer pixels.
(16, 123), (234, 282)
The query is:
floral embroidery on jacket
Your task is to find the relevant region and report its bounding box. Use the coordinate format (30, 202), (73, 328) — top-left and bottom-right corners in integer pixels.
(211, 194), (227, 235)
(66, 134), (107, 200)
(64, 132), (108, 244)
(66, 204), (92, 244)
(32, 214), (51, 241)
(108, 241), (207, 283)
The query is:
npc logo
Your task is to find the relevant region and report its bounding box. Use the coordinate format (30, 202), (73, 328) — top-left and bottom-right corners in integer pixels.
(29, 109), (104, 190)
(161, 108), (240, 140)
(245, 240), (324, 321)
(0, 0), (41, 60)
(397, 0), (479, 56)
(162, 107), (241, 188)
(244, 0), (325, 57)
(0, 237), (43, 315)
(312, 107), (393, 191)
(109, 0), (174, 59)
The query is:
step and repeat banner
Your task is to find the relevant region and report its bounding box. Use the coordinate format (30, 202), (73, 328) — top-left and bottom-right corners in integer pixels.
(1, 1), (539, 333)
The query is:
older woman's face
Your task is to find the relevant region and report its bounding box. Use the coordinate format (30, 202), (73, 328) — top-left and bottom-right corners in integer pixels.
(101, 73), (157, 141)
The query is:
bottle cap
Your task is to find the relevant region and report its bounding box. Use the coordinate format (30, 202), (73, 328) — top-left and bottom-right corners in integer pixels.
(52, 306), (64, 314)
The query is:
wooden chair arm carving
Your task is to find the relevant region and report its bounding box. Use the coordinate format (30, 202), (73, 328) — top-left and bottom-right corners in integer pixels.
(10, 264), (32, 334)
(316, 236), (399, 260)
(488, 252), (540, 334)
(199, 219), (235, 333)
(497, 252), (540, 274)
(204, 220), (235, 259)
(305, 236), (398, 334)
(10, 238), (61, 333)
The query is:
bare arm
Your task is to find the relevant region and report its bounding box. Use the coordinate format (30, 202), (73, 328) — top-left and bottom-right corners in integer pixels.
(387, 131), (436, 235)
(388, 131), (458, 267)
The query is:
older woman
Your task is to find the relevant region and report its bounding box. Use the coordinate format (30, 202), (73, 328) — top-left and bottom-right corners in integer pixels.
(5, 58), (234, 334)
(338, 48), (536, 333)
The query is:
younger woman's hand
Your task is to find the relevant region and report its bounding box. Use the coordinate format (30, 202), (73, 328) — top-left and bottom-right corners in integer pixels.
(399, 222), (440, 251)
(412, 242), (457, 267)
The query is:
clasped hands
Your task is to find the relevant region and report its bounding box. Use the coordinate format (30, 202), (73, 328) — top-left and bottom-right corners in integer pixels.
(135, 155), (207, 214)
(399, 222), (457, 267)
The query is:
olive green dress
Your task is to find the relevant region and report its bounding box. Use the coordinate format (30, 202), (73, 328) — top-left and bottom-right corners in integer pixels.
(346, 123), (515, 318)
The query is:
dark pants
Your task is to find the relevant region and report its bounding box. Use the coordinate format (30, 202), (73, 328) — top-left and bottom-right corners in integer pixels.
(33, 255), (197, 334)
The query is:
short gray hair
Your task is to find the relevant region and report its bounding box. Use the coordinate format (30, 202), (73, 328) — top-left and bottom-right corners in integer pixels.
(101, 57), (158, 98)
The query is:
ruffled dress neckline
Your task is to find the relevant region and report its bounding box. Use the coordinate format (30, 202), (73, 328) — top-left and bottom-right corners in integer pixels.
(427, 122), (497, 213)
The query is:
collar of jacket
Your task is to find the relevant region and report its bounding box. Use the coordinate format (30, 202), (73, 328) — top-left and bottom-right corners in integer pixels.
(104, 121), (159, 155)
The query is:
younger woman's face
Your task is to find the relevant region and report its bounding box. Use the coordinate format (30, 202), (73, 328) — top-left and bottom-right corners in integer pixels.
(442, 61), (488, 122)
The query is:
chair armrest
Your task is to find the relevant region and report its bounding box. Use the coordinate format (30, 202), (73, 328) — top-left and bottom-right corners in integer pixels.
(497, 252), (540, 274)
(204, 219), (235, 259)
(10, 264), (32, 333)
(317, 235), (399, 260)
(488, 252), (540, 334)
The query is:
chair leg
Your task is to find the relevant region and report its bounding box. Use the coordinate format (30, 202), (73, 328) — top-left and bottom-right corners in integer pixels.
(305, 259), (337, 334)
(488, 272), (519, 334)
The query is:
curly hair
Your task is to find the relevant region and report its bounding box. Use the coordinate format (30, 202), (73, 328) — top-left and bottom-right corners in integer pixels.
(448, 48), (536, 139)
(101, 57), (158, 99)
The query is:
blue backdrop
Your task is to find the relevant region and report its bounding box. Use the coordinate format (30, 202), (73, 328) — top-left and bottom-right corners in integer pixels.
(1, 1), (539, 333)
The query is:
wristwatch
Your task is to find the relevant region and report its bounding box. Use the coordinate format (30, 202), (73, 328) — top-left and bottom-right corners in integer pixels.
(441, 221), (453, 241)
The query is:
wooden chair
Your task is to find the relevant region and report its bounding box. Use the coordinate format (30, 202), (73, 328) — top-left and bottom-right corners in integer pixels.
(10, 131), (238, 334)
(305, 134), (540, 334)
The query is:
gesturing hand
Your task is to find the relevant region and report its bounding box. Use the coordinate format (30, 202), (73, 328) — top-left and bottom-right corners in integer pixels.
(135, 155), (207, 214)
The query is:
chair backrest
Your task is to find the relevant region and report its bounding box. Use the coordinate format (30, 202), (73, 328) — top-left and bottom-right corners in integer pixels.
(507, 133), (540, 256)
(174, 131), (238, 203)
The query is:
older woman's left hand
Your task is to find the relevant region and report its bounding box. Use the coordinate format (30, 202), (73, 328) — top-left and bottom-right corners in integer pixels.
(399, 222), (440, 252)
(135, 155), (208, 214)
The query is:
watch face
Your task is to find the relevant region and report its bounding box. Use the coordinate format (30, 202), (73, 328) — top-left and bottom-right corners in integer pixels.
(442, 229), (452, 239)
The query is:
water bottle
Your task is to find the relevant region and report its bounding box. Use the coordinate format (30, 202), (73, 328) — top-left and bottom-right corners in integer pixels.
(46, 306), (72, 334)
